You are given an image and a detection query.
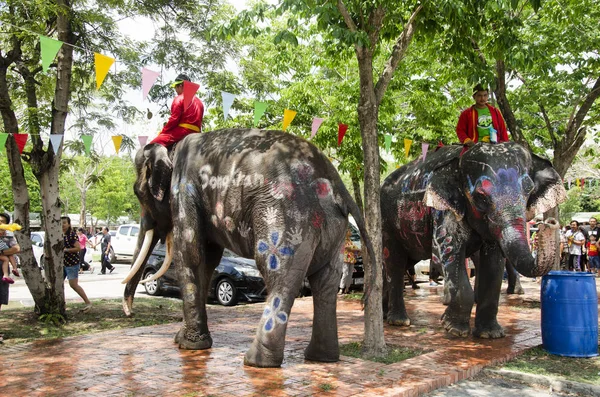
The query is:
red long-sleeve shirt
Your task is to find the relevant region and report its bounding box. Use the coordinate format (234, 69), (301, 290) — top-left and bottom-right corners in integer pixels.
(456, 104), (509, 144)
(150, 94), (204, 147)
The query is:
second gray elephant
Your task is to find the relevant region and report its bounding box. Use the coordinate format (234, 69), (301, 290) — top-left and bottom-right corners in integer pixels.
(122, 128), (375, 368)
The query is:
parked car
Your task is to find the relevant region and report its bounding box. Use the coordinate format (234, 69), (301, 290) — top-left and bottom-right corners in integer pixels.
(109, 224), (140, 260)
(142, 243), (267, 306)
(31, 231), (93, 269)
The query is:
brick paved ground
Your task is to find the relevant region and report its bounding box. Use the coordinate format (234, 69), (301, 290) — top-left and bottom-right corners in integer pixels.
(0, 279), (580, 396)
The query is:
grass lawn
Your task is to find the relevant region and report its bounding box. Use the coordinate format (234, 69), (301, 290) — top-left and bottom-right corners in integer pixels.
(0, 298), (182, 346)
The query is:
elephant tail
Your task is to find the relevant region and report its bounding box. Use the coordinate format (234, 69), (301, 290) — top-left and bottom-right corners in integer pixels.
(338, 186), (377, 309)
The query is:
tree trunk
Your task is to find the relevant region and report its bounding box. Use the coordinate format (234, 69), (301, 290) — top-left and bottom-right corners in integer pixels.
(495, 59), (530, 150)
(350, 169), (364, 215)
(356, 48), (386, 357)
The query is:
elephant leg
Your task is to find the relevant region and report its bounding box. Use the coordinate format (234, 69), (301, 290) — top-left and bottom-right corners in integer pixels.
(304, 252), (343, 363)
(383, 232), (410, 326)
(505, 259), (524, 295)
(433, 211), (473, 337)
(473, 243), (505, 339)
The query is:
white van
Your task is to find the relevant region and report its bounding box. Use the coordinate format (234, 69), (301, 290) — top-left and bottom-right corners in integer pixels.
(110, 224), (140, 259)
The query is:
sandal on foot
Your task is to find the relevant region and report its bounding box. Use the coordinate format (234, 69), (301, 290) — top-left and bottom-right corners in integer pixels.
(12, 269), (20, 277)
(2, 277), (14, 284)
(80, 304), (92, 313)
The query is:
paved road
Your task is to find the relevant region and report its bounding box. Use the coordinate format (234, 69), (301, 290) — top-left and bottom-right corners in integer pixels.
(7, 262), (148, 307)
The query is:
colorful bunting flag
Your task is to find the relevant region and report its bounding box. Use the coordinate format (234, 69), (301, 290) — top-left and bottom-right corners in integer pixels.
(141, 68), (160, 101)
(254, 102), (268, 127)
(581, 179), (585, 188)
(567, 178), (572, 189)
(94, 53), (115, 90)
(404, 138), (412, 158)
(310, 118), (324, 140)
(112, 136), (123, 154)
(81, 135), (93, 155)
(49, 134), (63, 153)
(138, 136), (148, 147)
(576, 178), (580, 187)
(421, 142), (429, 162)
(282, 109), (297, 131)
(222, 92), (235, 121)
(384, 135), (391, 152)
(13, 134), (28, 154)
(183, 80), (200, 109)
(0, 134), (7, 152)
(39, 35), (63, 73)
(337, 123), (348, 146)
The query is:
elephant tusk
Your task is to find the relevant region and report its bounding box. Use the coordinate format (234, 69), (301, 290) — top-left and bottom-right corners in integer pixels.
(139, 232), (173, 284)
(122, 229), (155, 284)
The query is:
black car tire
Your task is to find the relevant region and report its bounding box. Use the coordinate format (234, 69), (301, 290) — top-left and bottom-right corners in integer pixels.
(109, 247), (116, 263)
(143, 270), (162, 296)
(216, 278), (238, 306)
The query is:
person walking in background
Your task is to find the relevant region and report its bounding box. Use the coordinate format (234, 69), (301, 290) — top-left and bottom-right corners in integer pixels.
(565, 220), (586, 271)
(559, 226), (569, 270)
(339, 229), (360, 295)
(61, 217), (92, 313)
(76, 228), (93, 274)
(95, 227), (115, 275)
(456, 83), (509, 148)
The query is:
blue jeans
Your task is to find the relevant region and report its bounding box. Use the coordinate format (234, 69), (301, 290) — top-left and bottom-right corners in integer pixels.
(63, 264), (80, 280)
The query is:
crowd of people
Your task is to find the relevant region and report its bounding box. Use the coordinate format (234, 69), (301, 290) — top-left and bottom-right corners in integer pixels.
(559, 217), (599, 274)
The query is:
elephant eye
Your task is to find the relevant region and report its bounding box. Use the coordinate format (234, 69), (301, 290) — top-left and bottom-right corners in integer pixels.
(521, 175), (534, 195)
(472, 188), (491, 212)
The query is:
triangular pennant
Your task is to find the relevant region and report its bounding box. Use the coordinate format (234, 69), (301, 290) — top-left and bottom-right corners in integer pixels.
(13, 133), (28, 154)
(282, 109), (297, 131)
(567, 178), (572, 189)
(112, 135), (123, 154)
(49, 134), (63, 153)
(310, 118), (324, 139)
(141, 68), (160, 101)
(183, 80), (200, 109)
(337, 123), (348, 146)
(421, 142), (430, 162)
(138, 136), (148, 147)
(94, 52), (115, 90)
(254, 102), (268, 127)
(0, 134), (7, 153)
(581, 178), (585, 188)
(576, 178), (580, 187)
(222, 91), (235, 121)
(384, 135), (391, 152)
(39, 35), (63, 73)
(404, 138), (413, 158)
(81, 135), (93, 155)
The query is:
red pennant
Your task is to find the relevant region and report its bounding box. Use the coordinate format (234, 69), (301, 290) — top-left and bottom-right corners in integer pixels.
(437, 141), (444, 148)
(183, 80), (200, 109)
(13, 133), (28, 154)
(581, 178), (585, 188)
(337, 123), (348, 146)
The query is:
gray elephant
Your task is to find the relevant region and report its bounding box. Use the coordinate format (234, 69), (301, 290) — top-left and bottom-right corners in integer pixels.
(381, 142), (565, 338)
(122, 128), (375, 368)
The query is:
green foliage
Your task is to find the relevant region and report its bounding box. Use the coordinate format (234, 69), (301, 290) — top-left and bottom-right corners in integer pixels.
(558, 187), (583, 226)
(39, 313), (67, 326)
(0, 151), (42, 212)
(339, 341), (425, 364)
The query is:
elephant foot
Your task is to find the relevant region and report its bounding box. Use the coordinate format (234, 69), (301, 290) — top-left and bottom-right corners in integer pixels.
(176, 326), (212, 350)
(386, 311), (411, 326)
(473, 321), (505, 339)
(506, 286), (524, 295)
(244, 340), (284, 368)
(441, 311), (470, 337)
(304, 342), (339, 363)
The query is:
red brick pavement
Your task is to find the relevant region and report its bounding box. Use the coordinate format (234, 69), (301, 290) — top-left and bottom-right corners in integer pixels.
(0, 279), (575, 396)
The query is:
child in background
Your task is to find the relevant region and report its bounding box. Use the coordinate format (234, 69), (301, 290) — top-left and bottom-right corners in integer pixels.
(586, 234), (599, 275)
(0, 239), (19, 284)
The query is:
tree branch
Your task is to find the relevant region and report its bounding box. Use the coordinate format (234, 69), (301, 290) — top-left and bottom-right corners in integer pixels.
(538, 102), (557, 147)
(374, 4), (423, 106)
(337, 0), (357, 33)
(566, 76), (600, 138)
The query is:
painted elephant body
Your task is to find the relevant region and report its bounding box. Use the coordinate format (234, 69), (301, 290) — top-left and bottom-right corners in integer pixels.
(381, 142), (565, 338)
(123, 128), (374, 368)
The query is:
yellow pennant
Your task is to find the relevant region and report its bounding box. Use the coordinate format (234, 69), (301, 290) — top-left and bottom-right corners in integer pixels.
(112, 135), (123, 154)
(94, 53), (115, 90)
(282, 109), (297, 131)
(404, 138), (413, 158)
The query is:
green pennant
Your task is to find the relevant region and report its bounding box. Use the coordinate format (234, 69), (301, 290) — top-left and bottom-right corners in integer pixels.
(384, 134), (392, 152)
(81, 135), (93, 154)
(253, 102), (268, 127)
(0, 133), (7, 153)
(40, 35), (63, 73)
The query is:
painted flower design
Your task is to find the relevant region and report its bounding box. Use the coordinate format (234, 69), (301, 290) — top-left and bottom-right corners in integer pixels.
(257, 231), (295, 271)
(262, 296), (288, 332)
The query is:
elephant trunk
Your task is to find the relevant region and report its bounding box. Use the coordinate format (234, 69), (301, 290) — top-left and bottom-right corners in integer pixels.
(501, 218), (560, 277)
(122, 220), (159, 317)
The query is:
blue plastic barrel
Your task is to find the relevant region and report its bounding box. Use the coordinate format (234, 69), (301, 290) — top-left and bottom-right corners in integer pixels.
(541, 271), (598, 357)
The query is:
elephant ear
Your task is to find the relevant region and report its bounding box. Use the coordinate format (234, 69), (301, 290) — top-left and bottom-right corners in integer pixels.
(526, 153), (567, 220)
(424, 158), (467, 221)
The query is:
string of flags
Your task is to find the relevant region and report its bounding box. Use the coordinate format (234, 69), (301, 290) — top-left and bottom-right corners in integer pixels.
(565, 178), (600, 189)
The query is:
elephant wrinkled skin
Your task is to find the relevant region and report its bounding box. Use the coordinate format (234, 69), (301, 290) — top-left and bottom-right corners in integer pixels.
(123, 128), (375, 368)
(381, 142), (565, 338)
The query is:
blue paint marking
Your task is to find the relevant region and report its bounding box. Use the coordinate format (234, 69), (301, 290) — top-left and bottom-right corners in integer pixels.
(262, 296), (288, 333)
(257, 231), (295, 271)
